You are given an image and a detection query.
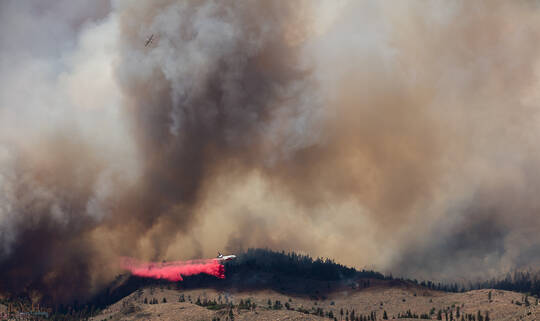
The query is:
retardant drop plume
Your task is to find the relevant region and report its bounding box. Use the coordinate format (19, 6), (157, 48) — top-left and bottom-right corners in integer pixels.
(120, 258), (225, 282)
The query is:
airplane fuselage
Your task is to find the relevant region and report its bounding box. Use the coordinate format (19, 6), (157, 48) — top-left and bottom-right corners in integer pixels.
(216, 254), (236, 261)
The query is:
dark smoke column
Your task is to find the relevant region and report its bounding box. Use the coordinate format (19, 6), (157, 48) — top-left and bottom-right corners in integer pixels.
(112, 1), (313, 261)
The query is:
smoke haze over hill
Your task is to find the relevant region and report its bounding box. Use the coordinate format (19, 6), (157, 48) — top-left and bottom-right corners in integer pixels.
(1, 0), (540, 302)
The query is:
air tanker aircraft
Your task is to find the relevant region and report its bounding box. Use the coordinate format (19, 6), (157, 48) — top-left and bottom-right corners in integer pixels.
(144, 34), (154, 47)
(217, 252), (236, 261)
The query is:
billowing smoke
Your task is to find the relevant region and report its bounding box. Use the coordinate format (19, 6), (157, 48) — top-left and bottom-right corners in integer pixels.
(120, 257), (225, 281)
(1, 0), (540, 302)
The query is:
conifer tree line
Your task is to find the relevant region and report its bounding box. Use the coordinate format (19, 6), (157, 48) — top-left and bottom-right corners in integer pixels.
(470, 271), (540, 297)
(229, 249), (540, 296)
(407, 271), (540, 296)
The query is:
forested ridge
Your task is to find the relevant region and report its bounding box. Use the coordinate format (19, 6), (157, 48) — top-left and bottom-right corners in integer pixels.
(2, 248), (538, 320)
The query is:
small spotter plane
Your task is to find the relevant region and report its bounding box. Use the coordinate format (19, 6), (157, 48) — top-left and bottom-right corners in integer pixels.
(216, 252), (236, 261)
(144, 34), (154, 47)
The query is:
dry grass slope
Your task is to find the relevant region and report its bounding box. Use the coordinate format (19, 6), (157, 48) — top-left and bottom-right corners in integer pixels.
(90, 283), (540, 321)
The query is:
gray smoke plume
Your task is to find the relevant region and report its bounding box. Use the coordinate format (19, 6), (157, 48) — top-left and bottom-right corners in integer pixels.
(1, 0), (540, 302)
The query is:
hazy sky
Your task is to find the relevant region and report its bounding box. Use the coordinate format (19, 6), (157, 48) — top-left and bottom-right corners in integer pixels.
(1, 0), (540, 302)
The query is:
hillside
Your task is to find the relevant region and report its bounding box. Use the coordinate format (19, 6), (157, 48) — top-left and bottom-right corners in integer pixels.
(2, 249), (540, 320)
(86, 249), (540, 320)
(90, 284), (540, 321)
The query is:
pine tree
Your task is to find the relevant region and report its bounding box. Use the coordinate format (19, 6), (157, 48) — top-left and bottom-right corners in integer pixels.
(477, 310), (483, 321)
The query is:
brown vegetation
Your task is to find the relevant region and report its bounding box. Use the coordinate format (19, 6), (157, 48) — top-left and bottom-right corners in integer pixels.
(90, 284), (539, 321)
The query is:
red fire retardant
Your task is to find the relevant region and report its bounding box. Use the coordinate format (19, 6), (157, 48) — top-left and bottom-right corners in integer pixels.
(120, 257), (225, 281)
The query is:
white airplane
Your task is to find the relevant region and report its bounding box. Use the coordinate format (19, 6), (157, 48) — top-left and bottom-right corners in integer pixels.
(216, 252), (236, 261)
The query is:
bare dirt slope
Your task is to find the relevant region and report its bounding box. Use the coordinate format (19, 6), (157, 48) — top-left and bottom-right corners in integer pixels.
(91, 284), (539, 321)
